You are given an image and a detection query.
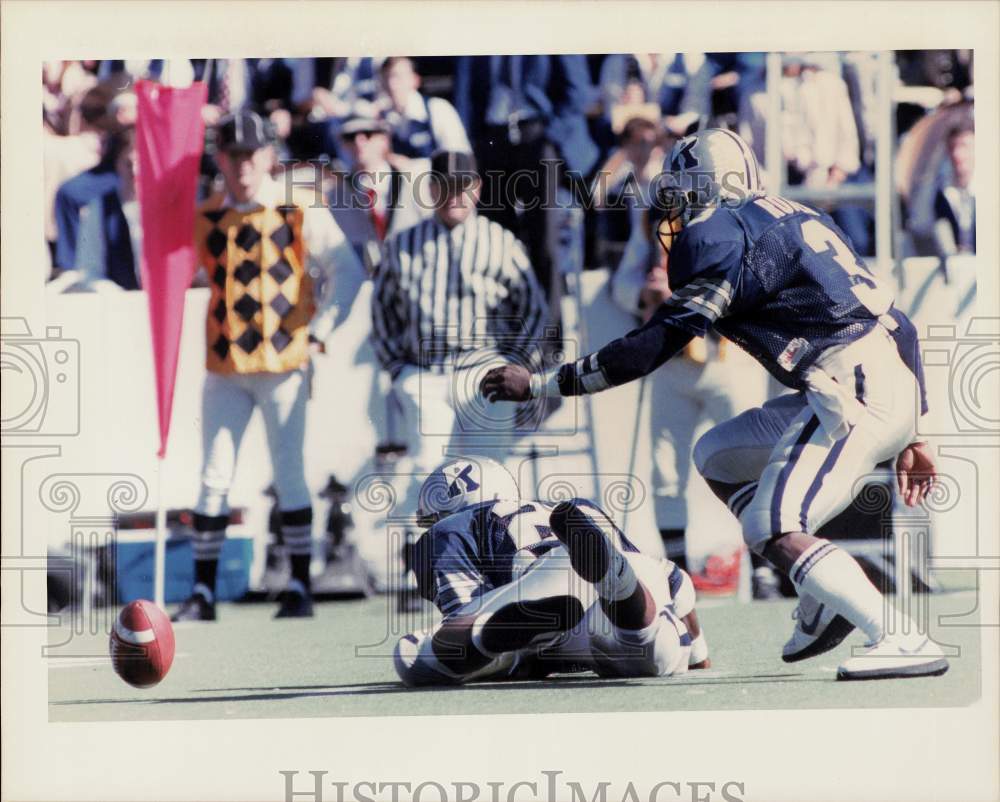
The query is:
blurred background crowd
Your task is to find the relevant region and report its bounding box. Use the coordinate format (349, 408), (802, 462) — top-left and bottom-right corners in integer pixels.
(38, 51), (977, 608)
(43, 51), (975, 291)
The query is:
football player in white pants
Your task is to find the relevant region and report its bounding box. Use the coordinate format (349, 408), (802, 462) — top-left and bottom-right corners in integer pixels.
(482, 128), (947, 681)
(393, 458), (710, 686)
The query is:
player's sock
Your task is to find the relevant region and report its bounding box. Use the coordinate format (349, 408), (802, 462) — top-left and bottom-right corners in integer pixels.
(191, 513), (226, 600)
(550, 501), (639, 599)
(281, 507), (313, 592)
(659, 529), (688, 572)
(789, 539), (885, 643)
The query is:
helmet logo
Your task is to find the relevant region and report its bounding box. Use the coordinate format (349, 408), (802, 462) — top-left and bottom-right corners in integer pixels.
(447, 464), (480, 497)
(672, 139), (699, 171)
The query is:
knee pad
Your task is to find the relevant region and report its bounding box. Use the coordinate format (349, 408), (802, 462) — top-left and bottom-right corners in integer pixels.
(693, 427), (727, 481)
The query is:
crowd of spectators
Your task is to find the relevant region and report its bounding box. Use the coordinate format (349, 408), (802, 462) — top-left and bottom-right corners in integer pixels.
(43, 50), (974, 294)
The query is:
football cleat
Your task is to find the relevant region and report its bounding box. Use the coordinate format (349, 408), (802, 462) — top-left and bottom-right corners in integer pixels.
(548, 500), (615, 583)
(274, 585), (314, 618)
(170, 589), (216, 622)
(837, 636), (949, 681)
(782, 594), (855, 662)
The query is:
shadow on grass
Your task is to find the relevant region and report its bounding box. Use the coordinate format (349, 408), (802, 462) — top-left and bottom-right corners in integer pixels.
(52, 671), (822, 707)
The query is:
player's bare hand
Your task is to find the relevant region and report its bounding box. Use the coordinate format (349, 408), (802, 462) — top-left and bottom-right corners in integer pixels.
(480, 364), (532, 403)
(896, 441), (937, 507)
(308, 335), (326, 355)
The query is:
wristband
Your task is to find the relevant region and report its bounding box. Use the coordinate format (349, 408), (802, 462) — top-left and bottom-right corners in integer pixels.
(529, 369), (562, 399)
(689, 632), (709, 666)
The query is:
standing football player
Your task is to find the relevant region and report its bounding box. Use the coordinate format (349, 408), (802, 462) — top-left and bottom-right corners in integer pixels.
(393, 458), (710, 686)
(481, 128), (945, 681)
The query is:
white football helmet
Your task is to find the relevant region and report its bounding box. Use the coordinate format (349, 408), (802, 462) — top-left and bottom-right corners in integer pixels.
(416, 457), (519, 527)
(656, 127), (764, 231)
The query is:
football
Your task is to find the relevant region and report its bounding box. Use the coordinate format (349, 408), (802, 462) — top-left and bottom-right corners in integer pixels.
(109, 600), (176, 688)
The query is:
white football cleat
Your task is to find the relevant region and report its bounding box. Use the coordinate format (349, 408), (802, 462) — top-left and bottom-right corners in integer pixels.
(782, 593), (856, 663)
(837, 636), (949, 681)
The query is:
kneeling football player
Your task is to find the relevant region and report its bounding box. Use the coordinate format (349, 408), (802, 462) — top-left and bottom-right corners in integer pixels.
(393, 457), (710, 686)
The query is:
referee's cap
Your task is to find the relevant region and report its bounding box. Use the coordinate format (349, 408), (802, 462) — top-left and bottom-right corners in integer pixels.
(215, 110), (274, 153)
(429, 150), (479, 188)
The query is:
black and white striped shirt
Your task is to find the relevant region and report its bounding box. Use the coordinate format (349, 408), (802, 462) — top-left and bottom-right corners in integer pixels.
(371, 213), (548, 375)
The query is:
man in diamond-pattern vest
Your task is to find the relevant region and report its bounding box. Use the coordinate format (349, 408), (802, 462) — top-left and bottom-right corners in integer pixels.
(172, 110), (364, 621)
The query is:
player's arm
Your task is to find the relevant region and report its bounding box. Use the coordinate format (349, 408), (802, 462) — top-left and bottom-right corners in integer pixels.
(481, 224), (741, 401)
(410, 527), (489, 616)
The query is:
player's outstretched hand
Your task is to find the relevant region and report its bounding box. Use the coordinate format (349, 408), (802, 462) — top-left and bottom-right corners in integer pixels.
(896, 441), (937, 507)
(480, 364), (532, 403)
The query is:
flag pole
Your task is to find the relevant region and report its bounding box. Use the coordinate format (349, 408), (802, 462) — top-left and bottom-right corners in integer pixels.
(154, 455), (166, 608)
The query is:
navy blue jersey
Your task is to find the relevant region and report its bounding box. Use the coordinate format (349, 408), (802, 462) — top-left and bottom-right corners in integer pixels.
(411, 498), (639, 616)
(663, 195), (901, 390)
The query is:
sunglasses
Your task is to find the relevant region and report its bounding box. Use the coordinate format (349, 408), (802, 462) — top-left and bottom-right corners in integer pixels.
(341, 129), (383, 142)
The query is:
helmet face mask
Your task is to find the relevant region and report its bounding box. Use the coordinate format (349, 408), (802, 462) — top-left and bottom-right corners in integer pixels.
(655, 128), (764, 252)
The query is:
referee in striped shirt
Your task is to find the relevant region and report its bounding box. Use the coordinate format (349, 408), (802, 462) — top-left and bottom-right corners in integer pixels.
(371, 149), (548, 489)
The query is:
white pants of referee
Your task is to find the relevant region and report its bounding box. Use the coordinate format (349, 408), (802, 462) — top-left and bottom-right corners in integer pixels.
(649, 352), (765, 530)
(693, 326), (918, 551)
(392, 360), (517, 512)
(395, 549), (694, 685)
(197, 367), (312, 516)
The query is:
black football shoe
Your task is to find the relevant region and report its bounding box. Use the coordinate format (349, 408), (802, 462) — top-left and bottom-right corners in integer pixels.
(274, 584), (314, 618)
(170, 590), (216, 622)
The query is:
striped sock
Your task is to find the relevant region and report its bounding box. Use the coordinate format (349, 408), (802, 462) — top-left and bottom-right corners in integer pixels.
(726, 481), (758, 521)
(280, 507), (313, 590)
(791, 539), (885, 643)
(192, 512), (227, 599)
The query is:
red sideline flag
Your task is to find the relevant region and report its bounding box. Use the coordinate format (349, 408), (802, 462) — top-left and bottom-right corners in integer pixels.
(135, 79), (207, 457)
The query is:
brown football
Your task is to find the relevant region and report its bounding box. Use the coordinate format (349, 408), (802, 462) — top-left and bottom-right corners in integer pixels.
(109, 600), (175, 688)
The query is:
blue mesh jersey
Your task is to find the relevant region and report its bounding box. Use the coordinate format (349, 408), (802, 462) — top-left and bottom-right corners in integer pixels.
(663, 195), (916, 392)
(410, 498), (639, 616)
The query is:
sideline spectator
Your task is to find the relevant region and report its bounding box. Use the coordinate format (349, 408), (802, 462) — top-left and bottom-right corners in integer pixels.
(71, 126), (143, 291)
(43, 85), (110, 263)
(377, 57), (471, 161)
(781, 53), (860, 188)
(42, 60), (98, 135)
(288, 57), (382, 160)
(454, 55), (600, 331)
(599, 53), (703, 126)
(591, 117), (666, 270)
(52, 123), (136, 285)
(933, 121), (976, 256)
(327, 106), (432, 271)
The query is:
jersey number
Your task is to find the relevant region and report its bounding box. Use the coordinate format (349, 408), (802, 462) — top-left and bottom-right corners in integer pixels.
(800, 219), (892, 316)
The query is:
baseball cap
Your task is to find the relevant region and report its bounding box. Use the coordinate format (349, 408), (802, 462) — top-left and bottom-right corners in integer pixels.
(340, 108), (391, 137)
(215, 110), (274, 153)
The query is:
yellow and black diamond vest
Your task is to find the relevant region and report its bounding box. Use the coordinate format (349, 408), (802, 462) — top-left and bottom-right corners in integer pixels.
(196, 193), (315, 374)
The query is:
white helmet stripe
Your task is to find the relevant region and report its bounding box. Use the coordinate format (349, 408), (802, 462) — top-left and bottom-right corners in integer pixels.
(717, 127), (758, 193)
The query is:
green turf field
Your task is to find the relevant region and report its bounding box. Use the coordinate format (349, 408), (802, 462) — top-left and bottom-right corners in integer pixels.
(48, 591), (981, 722)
